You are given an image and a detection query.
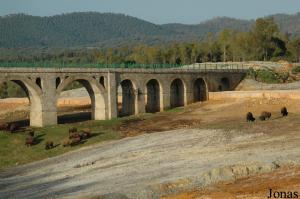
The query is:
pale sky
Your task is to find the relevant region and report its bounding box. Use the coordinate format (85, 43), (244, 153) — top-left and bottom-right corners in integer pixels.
(0, 0), (300, 24)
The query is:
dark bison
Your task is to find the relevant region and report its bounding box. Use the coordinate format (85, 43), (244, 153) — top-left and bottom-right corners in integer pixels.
(80, 128), (92, 139)
(45, 141), (54, 150)
(25, 136), (35, 147)
(63, 138), (81, 147)
(246, 112), (255, 122)
(260, 111), (271, 121)
(281, 107), (288, 117)
(0, 123), (9, 131)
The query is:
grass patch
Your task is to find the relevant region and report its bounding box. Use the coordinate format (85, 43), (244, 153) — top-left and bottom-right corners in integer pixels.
(165, 107), (184, 113)
(0, 118), (123, 171)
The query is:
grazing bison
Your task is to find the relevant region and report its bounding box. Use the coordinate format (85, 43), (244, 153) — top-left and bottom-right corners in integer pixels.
(246, 112), (255, 122)
(259, 115), (266, 121)
(69, 132), (81, 139)
(80, 128), (92, 139)
(260, 111), (271, 121)
(0, 123), (9, 131)
(281, 107), (288, 117)
(45, 141), (54, 150)
(63, 138), (81, 147)
(25, 136), (35, 146)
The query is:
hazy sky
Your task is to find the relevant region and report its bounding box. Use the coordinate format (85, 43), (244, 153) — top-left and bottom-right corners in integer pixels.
(1, 0), (300, 24)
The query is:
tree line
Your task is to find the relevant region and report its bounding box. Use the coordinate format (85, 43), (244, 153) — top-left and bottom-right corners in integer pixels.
(1, 18), (300, 64)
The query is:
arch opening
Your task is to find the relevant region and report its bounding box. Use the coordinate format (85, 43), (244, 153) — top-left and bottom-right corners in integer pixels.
(219, 77), (230, 91)
(100, 76), (105, 88)
(193, 78), (208, 102)
(170, 78), (184, 108)
(118, 79), (135, 117)
(0, 79), (42, 127)
(145, 79), (160, 113)
(56, 77), (61, 89)
(57, 79), (106, 124)
(36, 78), (42, 89)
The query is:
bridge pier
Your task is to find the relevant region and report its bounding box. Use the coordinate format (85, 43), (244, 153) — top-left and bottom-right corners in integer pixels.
(31, 77), (57, 127)
(107, 72), (118, 119)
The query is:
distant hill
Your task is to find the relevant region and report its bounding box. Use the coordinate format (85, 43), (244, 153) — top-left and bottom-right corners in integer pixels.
(0, 12), (300, 48)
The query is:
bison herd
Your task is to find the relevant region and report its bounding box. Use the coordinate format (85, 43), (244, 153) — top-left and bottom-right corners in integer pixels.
(0, 123), (92, 150)
(247, 107), (288, 122)
(62, 127), (92, 147)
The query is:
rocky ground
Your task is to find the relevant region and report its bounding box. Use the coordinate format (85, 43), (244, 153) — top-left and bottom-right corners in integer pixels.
(0, 95), (300, 198)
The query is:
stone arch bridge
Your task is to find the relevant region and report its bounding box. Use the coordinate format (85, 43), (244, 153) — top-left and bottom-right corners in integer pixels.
(0, 67), (246, 127)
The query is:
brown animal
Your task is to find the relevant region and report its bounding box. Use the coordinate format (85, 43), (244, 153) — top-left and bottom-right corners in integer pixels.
(260, 111), (271, 121)
(70, 137), (81, 146)
(80, 128), (92, 139)
(45, 141), (54, 150)
(25, 136), (35, 146)
(259, 115), (266, 121)
(0, 123), (9, 131)
(63, 138), (81, 147)
(69, 132), (81, 139)
(281, 107), (288, 117)
(246, 112), (255, 122)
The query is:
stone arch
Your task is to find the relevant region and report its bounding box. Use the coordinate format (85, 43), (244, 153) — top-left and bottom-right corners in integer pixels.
(118, 79), (136, 116)
(219, 77), (230, 91)
(145, 79), (162, 113)
(57, 77), (107, 121)
(193, 78), (208, 102)
(170, 78), (185, 108)
(0, 78), (43, 127)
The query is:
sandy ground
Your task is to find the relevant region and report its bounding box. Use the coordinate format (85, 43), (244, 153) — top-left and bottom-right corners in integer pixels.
(0, 94), (300, 198)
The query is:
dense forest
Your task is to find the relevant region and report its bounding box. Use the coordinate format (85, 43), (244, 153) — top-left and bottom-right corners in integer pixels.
(1, 12), (300, 48)
(1, 17), (300, 64)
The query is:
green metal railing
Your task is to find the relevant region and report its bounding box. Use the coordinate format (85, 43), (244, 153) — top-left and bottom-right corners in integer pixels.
(0, 62), (250, 73)
(0, 62), (183, 69)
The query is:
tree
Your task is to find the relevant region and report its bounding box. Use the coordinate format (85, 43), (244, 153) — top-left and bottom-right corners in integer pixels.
(251, 18), (281, 60)
(288, 38), (300, 62)
(219, 29), (231, 62)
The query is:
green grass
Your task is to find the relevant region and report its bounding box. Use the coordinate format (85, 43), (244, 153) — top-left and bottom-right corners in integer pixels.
(0, 118), (123, 171)
(165, 107), (184, 113)
(0, 107), (186, 171)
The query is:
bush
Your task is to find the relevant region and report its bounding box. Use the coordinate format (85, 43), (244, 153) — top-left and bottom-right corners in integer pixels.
(247, 68), (282, 84)
(292, 66), (300, 74)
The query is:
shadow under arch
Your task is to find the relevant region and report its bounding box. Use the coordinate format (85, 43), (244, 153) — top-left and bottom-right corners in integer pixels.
(170, 78), (185, 108)
(219, 77), (230, 91)
(193, 78), (208, 102)
(56, 77), (106, 124)
(0, 78), (43, 127)
(145, 79), (162, 113)
(118, 79), (137, 117)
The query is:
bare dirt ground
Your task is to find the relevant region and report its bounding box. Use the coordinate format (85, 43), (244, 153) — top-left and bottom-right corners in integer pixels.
(0, 94), (300, 198)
